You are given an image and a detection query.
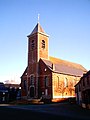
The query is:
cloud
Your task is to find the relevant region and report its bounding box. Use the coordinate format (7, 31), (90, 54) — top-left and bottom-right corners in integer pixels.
(0, 74), (21, 84)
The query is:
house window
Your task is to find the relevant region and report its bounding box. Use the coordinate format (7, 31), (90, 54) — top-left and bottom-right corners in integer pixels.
(45, 76), (48, 88)
(79, 84), (81, 91)
(87, 76), (89, 85)
(30, 75), (34, 85)
(83, 79), (85, 86)
(42, 40), (45, 49)
(31, 40), (34, 49)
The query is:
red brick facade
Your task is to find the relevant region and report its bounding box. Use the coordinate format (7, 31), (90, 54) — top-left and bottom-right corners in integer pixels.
(21, 23), (50, 99)
(39, 59), (52, 99)
(21, 22), (87, 101)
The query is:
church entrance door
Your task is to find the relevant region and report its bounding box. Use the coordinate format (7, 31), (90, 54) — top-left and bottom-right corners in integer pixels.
(30, 87), (34, 98)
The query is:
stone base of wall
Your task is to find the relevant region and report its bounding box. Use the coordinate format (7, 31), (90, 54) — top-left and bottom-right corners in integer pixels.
(52, 98), (68, 103)
(21, 96), (27, 100)
(82, 103), (90, 109)
(87, 104), (90, 109)
(82, 103), (86, 108)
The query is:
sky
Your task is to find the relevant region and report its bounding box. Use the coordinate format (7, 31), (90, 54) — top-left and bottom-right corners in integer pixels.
(0, 0), (90, 84)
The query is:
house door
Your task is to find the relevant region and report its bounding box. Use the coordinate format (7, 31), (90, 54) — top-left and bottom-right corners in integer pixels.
(30, 87), (34, 98)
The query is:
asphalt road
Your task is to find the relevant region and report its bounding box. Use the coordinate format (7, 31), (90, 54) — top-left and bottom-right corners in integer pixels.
(0, 102), (90, 120)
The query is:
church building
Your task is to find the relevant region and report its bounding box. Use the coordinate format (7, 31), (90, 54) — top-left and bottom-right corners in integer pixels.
(21, 22), (87, 101)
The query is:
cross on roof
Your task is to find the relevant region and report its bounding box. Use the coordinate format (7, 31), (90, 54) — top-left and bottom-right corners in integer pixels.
(38, 14), (40, 23)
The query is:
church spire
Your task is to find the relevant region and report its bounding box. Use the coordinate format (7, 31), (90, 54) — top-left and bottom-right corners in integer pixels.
(27, 21), (49, 37)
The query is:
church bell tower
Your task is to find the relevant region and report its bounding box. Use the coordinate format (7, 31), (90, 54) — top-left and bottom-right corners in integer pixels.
(27, 22), (49, 98)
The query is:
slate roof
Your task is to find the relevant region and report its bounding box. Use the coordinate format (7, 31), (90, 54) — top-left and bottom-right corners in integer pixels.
(42, 56), (87, 77)
(27, 23), (48, 37)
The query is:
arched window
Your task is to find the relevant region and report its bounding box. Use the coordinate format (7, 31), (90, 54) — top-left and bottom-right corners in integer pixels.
(64, 78), (68, 87)
(42, 40), (45, 49)
(30, 75), (34, 85)
(45, 76), (48, 87)
(57, 76), (59, 88)
(83, 78), (85, 86)
(87, 76), (90, 85)
(23, 80), (27, 90)
(31, 40), (34, 49)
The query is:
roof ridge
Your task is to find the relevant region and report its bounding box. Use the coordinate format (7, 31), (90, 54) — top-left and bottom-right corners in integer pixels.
(41, 58), (85, 76)
(49, 56), (87, 71)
